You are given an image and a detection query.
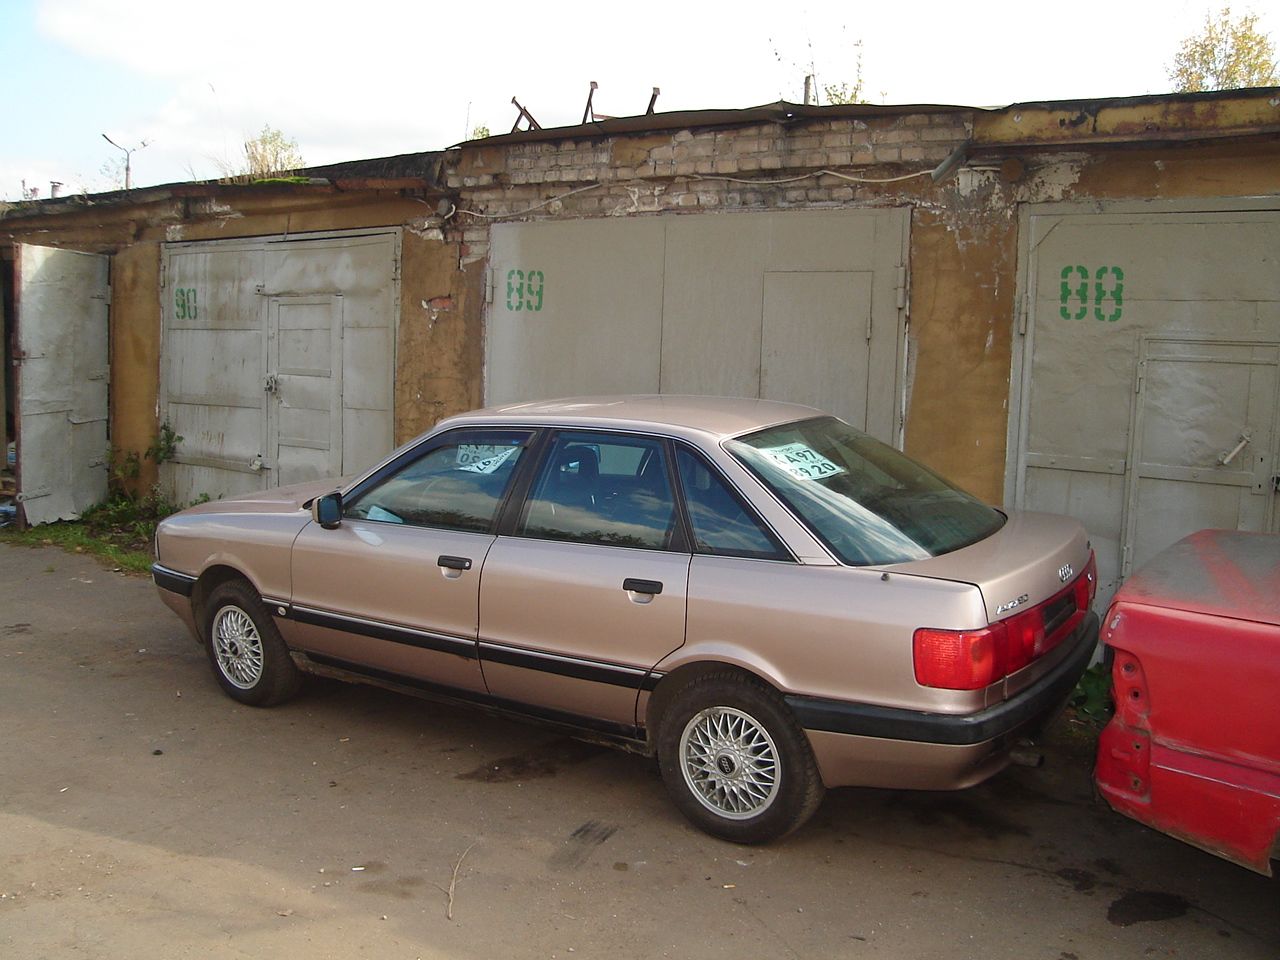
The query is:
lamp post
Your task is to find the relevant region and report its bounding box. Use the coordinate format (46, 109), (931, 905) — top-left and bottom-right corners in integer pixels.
(101, 134), (149, 190)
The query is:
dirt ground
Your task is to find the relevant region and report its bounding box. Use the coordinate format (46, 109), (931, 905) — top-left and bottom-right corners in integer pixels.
(1, 543), (1276, 960)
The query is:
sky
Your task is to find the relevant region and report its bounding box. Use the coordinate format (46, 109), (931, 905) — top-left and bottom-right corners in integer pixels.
(2, 0), (1277, 201)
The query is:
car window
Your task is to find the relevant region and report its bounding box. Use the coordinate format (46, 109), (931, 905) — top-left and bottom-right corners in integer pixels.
(344, 430), (530, 533)
(675, 448), (789, 561)
(728, 417), (1006, 565)
(517, 432), (679, 550)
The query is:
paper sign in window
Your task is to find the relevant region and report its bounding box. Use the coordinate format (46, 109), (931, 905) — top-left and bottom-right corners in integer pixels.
(457, 446), (518, 474)
(759, 442), (844, 481)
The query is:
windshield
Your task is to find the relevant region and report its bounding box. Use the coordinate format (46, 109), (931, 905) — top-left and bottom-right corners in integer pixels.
(728, 417), (1005, 565)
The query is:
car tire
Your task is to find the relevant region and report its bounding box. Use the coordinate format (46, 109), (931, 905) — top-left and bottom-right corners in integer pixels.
(203, 580), (301, 707)
(657, 672), (825, 843)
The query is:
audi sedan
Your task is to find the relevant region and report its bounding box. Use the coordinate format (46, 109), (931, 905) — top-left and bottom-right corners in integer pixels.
(153, 396), (1099, 842)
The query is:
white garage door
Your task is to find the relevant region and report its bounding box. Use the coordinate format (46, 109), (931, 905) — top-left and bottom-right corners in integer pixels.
(1007, 200), (1280, 604)
(486, 209), (910, 443)
(160, 230), (399, 503)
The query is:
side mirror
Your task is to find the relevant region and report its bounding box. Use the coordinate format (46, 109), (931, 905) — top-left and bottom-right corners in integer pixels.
(312, 492), (342, 529)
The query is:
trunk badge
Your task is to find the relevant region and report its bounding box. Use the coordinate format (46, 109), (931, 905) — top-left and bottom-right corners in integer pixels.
(1058, 563), (1073, 583)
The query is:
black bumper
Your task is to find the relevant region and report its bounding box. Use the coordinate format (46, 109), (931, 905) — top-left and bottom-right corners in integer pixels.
(152, 563), (197, 597)
(786, 611), (1100, 747)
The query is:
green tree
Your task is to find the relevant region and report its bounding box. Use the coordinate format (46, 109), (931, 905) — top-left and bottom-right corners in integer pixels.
(823, 41), (869, 105)
(217, 125), (305, 178)
(470, 125), (491, 140)
(1168, 6), (1277, 92)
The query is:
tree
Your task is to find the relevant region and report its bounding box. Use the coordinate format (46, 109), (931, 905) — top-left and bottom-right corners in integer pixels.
(217, 125), (305, 178)
(822, 41), (869, 105)
(470, 125), (491, 140)
(1168, 6), (1278, 92)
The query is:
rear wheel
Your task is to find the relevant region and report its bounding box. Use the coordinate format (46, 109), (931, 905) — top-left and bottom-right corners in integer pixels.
(203, 580), (301, 707)
(657, 672), (824, 843)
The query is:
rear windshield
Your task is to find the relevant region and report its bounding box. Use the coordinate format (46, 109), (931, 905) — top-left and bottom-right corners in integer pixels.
(727, 417), (1005, 565)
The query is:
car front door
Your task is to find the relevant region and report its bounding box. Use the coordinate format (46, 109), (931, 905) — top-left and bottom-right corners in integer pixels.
(478, 430), (691, 732)
(286, 428), (534, 693)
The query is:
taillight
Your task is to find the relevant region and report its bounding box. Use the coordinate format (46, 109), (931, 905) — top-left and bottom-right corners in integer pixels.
(913, 626), (1004, 690)
(915, 551), (1096, 690)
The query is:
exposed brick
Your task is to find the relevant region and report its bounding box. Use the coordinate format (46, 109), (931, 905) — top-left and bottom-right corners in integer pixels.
(873, 146), (901, 163)
(760, 155), (783, 170)
(649, 145), (675, 162)
(673, 129), (694, 142)
(921, 126), (965, 142)
(675, 161), (698, 176)
(831, 186), (855, 201)
(784, 188), (807, 202)
(739, 156), (761, 171)
(901, 145), (926, 162)
(694, 159), (715, 174)
(822, 132), (852, 147)
(712, 158), (739, 174)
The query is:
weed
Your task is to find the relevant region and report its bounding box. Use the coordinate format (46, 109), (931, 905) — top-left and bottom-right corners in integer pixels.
(1069, 663), (1114, 726)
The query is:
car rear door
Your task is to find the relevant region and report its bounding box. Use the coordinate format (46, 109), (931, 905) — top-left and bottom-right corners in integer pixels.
(478, 430), (691, 731)
(285, 428), (534, 693)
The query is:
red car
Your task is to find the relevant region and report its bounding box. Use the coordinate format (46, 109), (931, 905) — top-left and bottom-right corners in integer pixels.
(1095, 529), (1280, 875)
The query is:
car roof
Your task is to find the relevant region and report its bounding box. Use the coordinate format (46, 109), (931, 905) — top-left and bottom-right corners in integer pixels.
(438, 395), (826, 440)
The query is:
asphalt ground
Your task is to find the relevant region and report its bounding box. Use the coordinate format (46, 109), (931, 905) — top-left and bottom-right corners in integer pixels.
(1, 542), (1276, 959)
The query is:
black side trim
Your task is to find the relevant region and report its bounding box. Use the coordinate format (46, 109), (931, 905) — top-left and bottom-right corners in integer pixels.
(303, 652), (641, 741)
(152, 563), (196, 597)
(479, 641), (659, 690)
(786, 611), (1100, 747)
(288, 606), (478, 660)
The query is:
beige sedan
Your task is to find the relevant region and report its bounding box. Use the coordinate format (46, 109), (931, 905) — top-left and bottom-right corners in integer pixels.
(153, 396), (1098, 842)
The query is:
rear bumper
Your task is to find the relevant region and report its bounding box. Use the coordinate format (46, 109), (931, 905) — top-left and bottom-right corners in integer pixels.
(791, 611), (1098, 788)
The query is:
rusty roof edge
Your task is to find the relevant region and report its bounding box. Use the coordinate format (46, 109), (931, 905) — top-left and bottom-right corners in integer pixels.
(994, 85), (1280, 114)
(453, 100), (976, 148)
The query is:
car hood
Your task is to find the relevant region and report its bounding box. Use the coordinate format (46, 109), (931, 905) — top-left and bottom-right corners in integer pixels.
(179, 479), (341, 517)
(887, 511), (1091, 624)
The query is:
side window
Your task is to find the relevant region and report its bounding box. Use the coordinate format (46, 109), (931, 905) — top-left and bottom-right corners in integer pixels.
(675, 448), (789, 561)
(517, 432), (679, 550)
(344, 430), (530, 533)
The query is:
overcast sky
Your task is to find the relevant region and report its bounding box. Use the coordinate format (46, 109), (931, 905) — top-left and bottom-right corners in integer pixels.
(3, 0), (1276, 200)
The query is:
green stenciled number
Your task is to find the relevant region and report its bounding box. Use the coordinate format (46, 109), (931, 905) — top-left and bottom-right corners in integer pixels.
(1059, 265), (1089, 320)
(174, 288), (198, 321)
(506, 269), (525, 312)
(525, 270), (544, 312)
(1094, 266), (1123, 322)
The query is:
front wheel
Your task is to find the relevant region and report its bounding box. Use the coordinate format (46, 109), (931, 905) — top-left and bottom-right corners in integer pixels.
(657, 672), (824, 843)
(203, 580), (301, 707)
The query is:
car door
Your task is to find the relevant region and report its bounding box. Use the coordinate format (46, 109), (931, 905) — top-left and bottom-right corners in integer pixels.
(478, 430), (691, 731)
(286, 427), (534, 692)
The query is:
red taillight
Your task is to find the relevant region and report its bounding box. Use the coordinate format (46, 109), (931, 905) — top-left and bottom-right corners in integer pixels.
(913, 626), (1005, 690)
(915, 551), (1097, 690)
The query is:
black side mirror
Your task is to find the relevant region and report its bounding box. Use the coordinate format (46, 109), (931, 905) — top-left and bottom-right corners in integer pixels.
(312, 492), (342, 529)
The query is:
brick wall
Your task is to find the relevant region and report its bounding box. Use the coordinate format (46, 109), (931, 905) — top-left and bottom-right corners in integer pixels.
(445, 112), (972, 264)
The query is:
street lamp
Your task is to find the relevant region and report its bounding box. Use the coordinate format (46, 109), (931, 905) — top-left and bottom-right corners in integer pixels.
(101, 133), (150, 190)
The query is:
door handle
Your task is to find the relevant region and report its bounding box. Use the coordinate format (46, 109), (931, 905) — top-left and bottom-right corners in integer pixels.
(623, 578), (663, 595)
(438, 555), (472, 571)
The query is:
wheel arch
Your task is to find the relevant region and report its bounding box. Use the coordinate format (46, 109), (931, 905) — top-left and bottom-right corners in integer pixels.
(192, 564), (258, 631)
(645, 660), (784, 748)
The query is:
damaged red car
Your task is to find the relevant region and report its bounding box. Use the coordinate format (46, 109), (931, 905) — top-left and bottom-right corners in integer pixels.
(1095, 529), (1280, 875)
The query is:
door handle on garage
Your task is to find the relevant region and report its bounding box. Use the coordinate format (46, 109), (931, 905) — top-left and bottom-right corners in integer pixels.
(438, 555), (472, 571)
(623, 578), (663, 595)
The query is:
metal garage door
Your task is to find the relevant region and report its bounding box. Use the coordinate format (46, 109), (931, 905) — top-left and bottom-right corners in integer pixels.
(160, 230), (399, 503)
(1007, 200), (1280, 604)
(486, 209), (910, 443)
(13, 245), (109, 524)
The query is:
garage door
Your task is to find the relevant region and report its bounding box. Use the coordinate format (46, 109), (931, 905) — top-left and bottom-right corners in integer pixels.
(1007, 200), (1280, 604)
(486, 209), (909, 443)
(160, 231), (399, 503)
(13, 245), (109, 525)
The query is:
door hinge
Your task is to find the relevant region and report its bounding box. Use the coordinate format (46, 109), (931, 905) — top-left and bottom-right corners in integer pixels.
(392, 254), (401, 282)
(159, 260), (167, 289)
(485, 268), (495, 305)
(1018, 292), (1029, 336)
(895, 265), (908, 312)
(104, 284), (112, 306)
